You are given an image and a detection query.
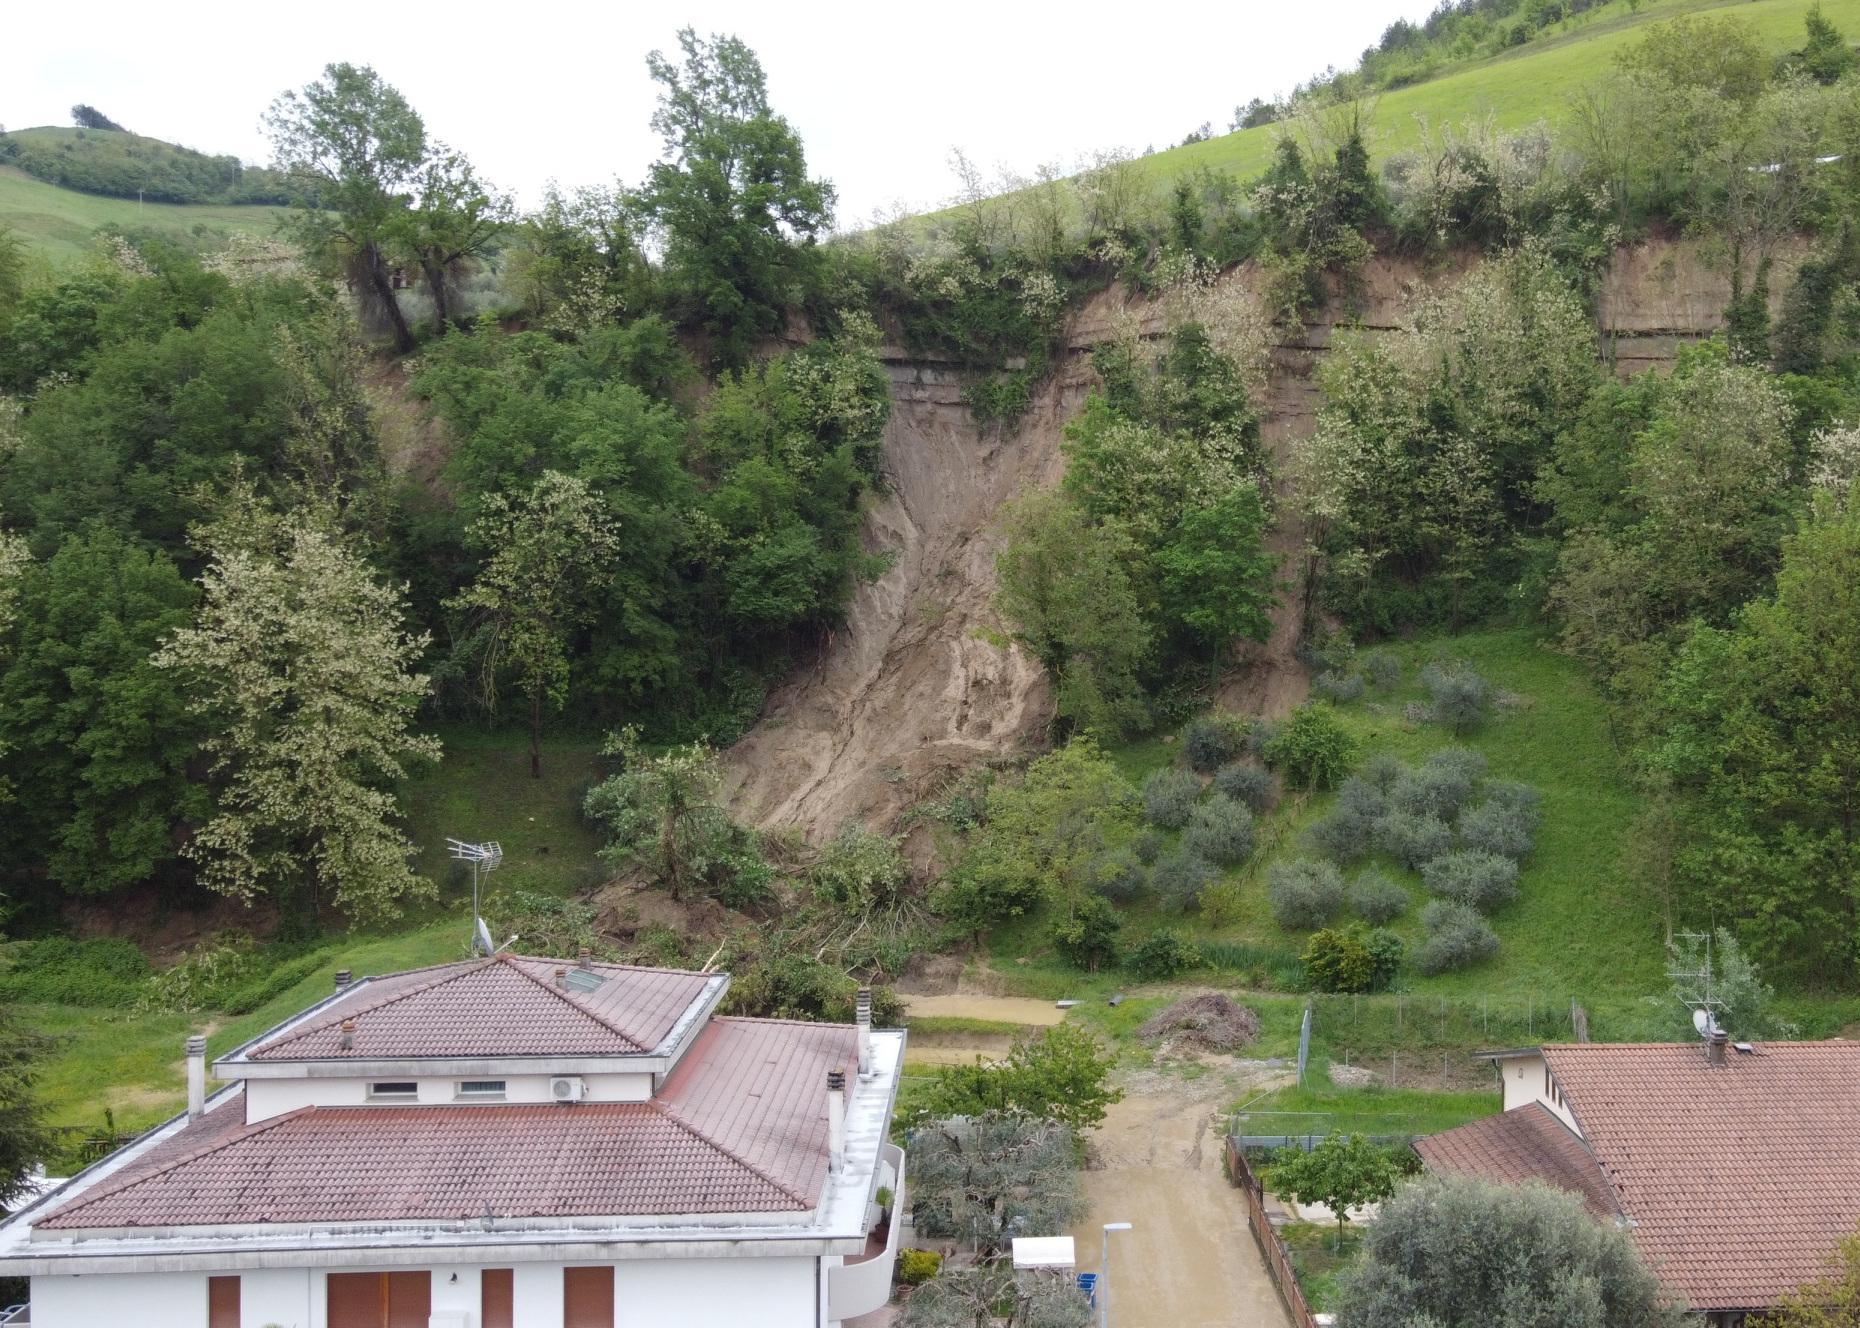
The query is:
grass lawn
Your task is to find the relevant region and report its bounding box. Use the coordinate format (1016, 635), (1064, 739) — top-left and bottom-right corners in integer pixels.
(1232, 1075), (1500, 1141)
(0, 165), (286, 266)
(1278, 1222), (1368, 1314)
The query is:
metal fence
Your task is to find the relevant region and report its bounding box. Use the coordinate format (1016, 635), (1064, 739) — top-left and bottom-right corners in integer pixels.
(1224, 1136), (1319, 1328)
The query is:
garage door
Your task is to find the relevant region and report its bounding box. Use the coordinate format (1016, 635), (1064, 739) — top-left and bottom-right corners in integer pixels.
(327, 1271), (432, 1328)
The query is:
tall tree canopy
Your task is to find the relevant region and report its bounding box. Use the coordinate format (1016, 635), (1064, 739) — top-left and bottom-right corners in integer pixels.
(641, 29), (835, 368)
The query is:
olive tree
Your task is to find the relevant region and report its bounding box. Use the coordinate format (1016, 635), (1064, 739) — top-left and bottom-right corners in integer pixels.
(908, 1112), (1086, 1258)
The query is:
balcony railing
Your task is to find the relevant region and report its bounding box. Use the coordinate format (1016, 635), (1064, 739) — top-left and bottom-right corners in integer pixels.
(827, 1142), (906, 1320)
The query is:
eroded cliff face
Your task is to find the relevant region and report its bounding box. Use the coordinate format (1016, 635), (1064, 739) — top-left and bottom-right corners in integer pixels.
(723, 235), (1772, 839)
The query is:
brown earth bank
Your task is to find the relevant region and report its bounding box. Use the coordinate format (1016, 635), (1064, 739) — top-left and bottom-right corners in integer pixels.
(725, 232), (1782, 843)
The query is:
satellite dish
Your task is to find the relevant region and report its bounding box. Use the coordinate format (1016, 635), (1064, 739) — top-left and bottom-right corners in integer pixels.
(1692, 1007), (1719, 1037)
(474, 917), (495, 956)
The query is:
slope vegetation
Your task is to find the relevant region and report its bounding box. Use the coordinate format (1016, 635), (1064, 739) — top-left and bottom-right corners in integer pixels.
(0, 164), (286, 264)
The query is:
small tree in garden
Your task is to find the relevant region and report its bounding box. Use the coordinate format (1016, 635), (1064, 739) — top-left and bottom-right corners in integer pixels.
(1264, 701), (1356, 790)
(898, 1264), (1092, 1328)
(918, 1025), (1121, 1133)
(1272, 1132), (1402, 1247)
(908, 1112), (1086, 1257)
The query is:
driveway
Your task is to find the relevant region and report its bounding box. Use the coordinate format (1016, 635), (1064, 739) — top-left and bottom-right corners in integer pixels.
(1068, 1068), (1294, 1328)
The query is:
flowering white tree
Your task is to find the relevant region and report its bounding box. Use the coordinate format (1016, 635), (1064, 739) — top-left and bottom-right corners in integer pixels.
(154, 504), (439, 924)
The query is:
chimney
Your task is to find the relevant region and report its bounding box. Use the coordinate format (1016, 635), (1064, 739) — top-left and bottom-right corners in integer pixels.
(855, 988), (873, 1078)
(185, 1035), (207, 1120)
(826, 1070), (847, 1174)
(577, 947), (593, 971)
(334, 969), (353, 992)
(554, 966), (568, 989)
(1707, 1029), (1729, 1067)
(339, 1018), (356, 1052)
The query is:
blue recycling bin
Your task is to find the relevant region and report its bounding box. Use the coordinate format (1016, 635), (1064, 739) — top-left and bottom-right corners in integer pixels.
(1077, 1271), (1099, 1307)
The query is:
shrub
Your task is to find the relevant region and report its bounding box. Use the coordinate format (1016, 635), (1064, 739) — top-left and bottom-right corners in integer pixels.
(1132, 828), (1166, 865)
(1481, 779), (1544, 820)
(1363, 649), (1401, 689)
(1458, 798), (1537, 862)
(1263, 702), (1356, 791)
(1307, 774), (1385, 862)
(1244, 718), (1281, 758)
(1142, 767), (1203, 828)
(1152, 848), (1218, 912)
(1181, 716), (1244, 773)
(1183, 794), (1255, 865)
(1088, 848), (1149, 903)
(1359, 752), (1407, 792)
(1377, 811), (1453, 870)
(1303, 925), (1404, 993)
(1349, 869), (1409, 924)
(1421, 851), (1520, 911)
(0, 936), (151, 1007)
(1314, 670), (1367, 703)
(1127, 927), (1203, 979)
(1415, 900), (1499, 974)
(1389, 749), (1484, 821)
(1267, 859), (1347, 929)
(898, 1249), (943, 1286)
(1421, 661), (1491, 734)
(1050, 895), (1123, 971)
(1213, 762), (1276, 812)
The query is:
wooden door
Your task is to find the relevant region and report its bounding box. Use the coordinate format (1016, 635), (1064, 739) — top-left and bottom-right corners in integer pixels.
(207, 1276), (239, 1328)
(326, 1271), (431, 1328)
(563, 1265), (614, 1328)
(481, 1268), (514, 1328)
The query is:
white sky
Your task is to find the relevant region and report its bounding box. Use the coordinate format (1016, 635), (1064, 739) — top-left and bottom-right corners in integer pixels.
(11, 0), (1440, 226)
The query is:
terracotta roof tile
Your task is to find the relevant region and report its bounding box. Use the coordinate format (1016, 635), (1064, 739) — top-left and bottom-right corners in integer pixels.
(1415, 1102), (1620, 1219)
(1542, 1042), (1860, 1311)
(246, 955), (715, 1061)
(39, 1017), (858, 1232)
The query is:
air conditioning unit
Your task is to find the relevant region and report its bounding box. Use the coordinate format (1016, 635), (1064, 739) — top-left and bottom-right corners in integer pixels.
(550, 1076), (586, 1103)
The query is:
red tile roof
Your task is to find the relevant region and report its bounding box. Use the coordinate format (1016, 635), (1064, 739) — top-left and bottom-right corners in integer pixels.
(1414, 1102), (1619, 1219)
(39, 1017), (858, 1231)
(245, 955), (716, 1061)
(1427, 1042), (1860, 1313)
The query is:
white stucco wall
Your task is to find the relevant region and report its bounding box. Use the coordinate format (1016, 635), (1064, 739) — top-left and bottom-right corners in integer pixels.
(31, 1256), (824, 1328)
(1495, 1053), (1579, 1132)
(245, 1072), (653, 1122)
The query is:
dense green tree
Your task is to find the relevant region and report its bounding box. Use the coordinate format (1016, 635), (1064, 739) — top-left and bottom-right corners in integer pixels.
(153, 502), (439, 925)
(1794, 4), (1857, 85)
(0, 224), (23, 312)
(394, 149), (513, 336)
(265, 63), (428, 352)
(908, 1112), (1086, 1257)
(0, 528), (203, 893)
(1157, 487), (1278, 662)
(640, 29), (834, 368)
(935, 739), (1138, 933)
(994, 493), (1152, 737)
(1649, 497), (1860, 980)
(1334, 1174), (1687, 1328)
(0, 1009), (53, 1209)
(919, 1025), (1122, 1133)
(582, 728), (768, 906)
(1271, 1133), (1403, 1244)
(448, 471), (621, 777)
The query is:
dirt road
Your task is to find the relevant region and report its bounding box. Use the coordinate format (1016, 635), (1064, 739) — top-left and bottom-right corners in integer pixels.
(1069, 1068), (1293, 1328)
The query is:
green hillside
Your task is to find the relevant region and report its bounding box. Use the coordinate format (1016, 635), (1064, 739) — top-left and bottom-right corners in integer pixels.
(1138, 0), (1860, 189)
(0, 125), (291, 205)
(0, 164), (286, 265)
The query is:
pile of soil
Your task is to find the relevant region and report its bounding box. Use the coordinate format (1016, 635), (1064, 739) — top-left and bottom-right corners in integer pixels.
(1137, 994), (1260, 1054)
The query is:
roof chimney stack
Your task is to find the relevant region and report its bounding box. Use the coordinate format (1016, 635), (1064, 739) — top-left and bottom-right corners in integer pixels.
(339, 1018), (356, 1052)
(578, 947), (593, 971)
(826, 1070), (847, 1174)
(1708, 1029), (1729, 1067)
(334, 969), (353, 992)
(855, 988), (873, 1078)
(554, 966), (568, 989)
(185, 1034), (207, 1120)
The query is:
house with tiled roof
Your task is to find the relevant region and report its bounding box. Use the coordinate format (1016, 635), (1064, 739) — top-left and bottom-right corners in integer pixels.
(1415, 1037), (1860, 1326)
(0, 953), (907, 1328)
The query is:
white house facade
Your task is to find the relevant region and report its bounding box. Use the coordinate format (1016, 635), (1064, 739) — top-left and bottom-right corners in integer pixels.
(0, 954), (907, 1328)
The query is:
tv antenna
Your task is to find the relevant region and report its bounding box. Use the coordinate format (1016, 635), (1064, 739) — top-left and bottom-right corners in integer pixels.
(447, 838), (503, 955)
(1668, 930), (1725, 1041)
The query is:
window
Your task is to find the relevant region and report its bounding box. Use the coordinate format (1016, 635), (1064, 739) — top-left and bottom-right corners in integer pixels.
(366, 1081), (418, 1101)
(564, 1266), (614, 1328)
(456, 1080), (507, 1101)
(327, 1272), (430, 1328)
(481, 1268), (514, 1328)
(208, 1275), (239, 1328)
